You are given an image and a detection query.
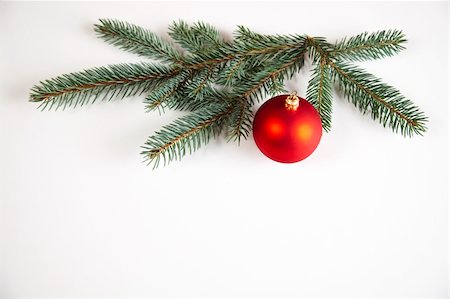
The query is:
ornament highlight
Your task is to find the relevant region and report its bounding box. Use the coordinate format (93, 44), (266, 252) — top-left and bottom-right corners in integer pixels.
(253, 93), (323, 163)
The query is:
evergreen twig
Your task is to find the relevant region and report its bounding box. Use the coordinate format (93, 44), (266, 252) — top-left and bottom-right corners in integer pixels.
(95, 19), (183, 64)
(306, 35), (426, 136)
(330, 61), (427, 136)
(306, 59), (333, 132)
(168, 20), (226, 54)
(333, 30), (406, 61)
(30, 62), (176, 110)
(30, 19), (427, 167)
(141, 100), (232, 168)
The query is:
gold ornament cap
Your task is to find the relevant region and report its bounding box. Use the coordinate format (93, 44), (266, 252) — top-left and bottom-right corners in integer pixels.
(285, 91), (300, 111)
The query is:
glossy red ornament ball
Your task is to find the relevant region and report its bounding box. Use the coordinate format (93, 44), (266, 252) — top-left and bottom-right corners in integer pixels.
(253, 94), (322, 163)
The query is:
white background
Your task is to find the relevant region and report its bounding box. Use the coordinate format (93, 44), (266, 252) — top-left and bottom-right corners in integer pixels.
(0, 1), (448, 298)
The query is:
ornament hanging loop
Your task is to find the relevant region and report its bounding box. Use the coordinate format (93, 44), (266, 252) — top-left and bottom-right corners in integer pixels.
(285, 91), (300, 111)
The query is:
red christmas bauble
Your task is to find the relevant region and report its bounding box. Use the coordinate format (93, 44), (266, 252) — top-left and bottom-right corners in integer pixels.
(253, 93), (322, 163)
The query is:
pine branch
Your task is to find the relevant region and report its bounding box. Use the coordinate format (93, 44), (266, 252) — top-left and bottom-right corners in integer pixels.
(95, 19), (183, 64)
(141, 102), (232, 168)
(143, 71), (190, 112)
(330, 61), (427, 136)
(31, 20), (428, 168)
(306, 35), (426, 136)
(235, 26), (305, 49)
(227, 98), (253, 143)
(306, 59), (333, 132)
(168, 20), (225, 54)
(167, 86), (231, 112)
(185, 66), (215, 100)
(333, 30), (406, 61)
(30, 63), (177, 110)
(218, 57), (247, 86)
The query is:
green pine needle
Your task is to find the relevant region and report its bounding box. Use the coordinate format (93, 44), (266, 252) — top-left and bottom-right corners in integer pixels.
(330, 61), (427, 136)
(95, 19), (183, 64)
(30, 62), (176, 110)
(143, 72), (189, 112)
(306, 61), (333, 132)
(227, 98), (253, 143)
(141, 102), (232, 168)
(333, 30), (407, 61)
(168, 20), (225, 54)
